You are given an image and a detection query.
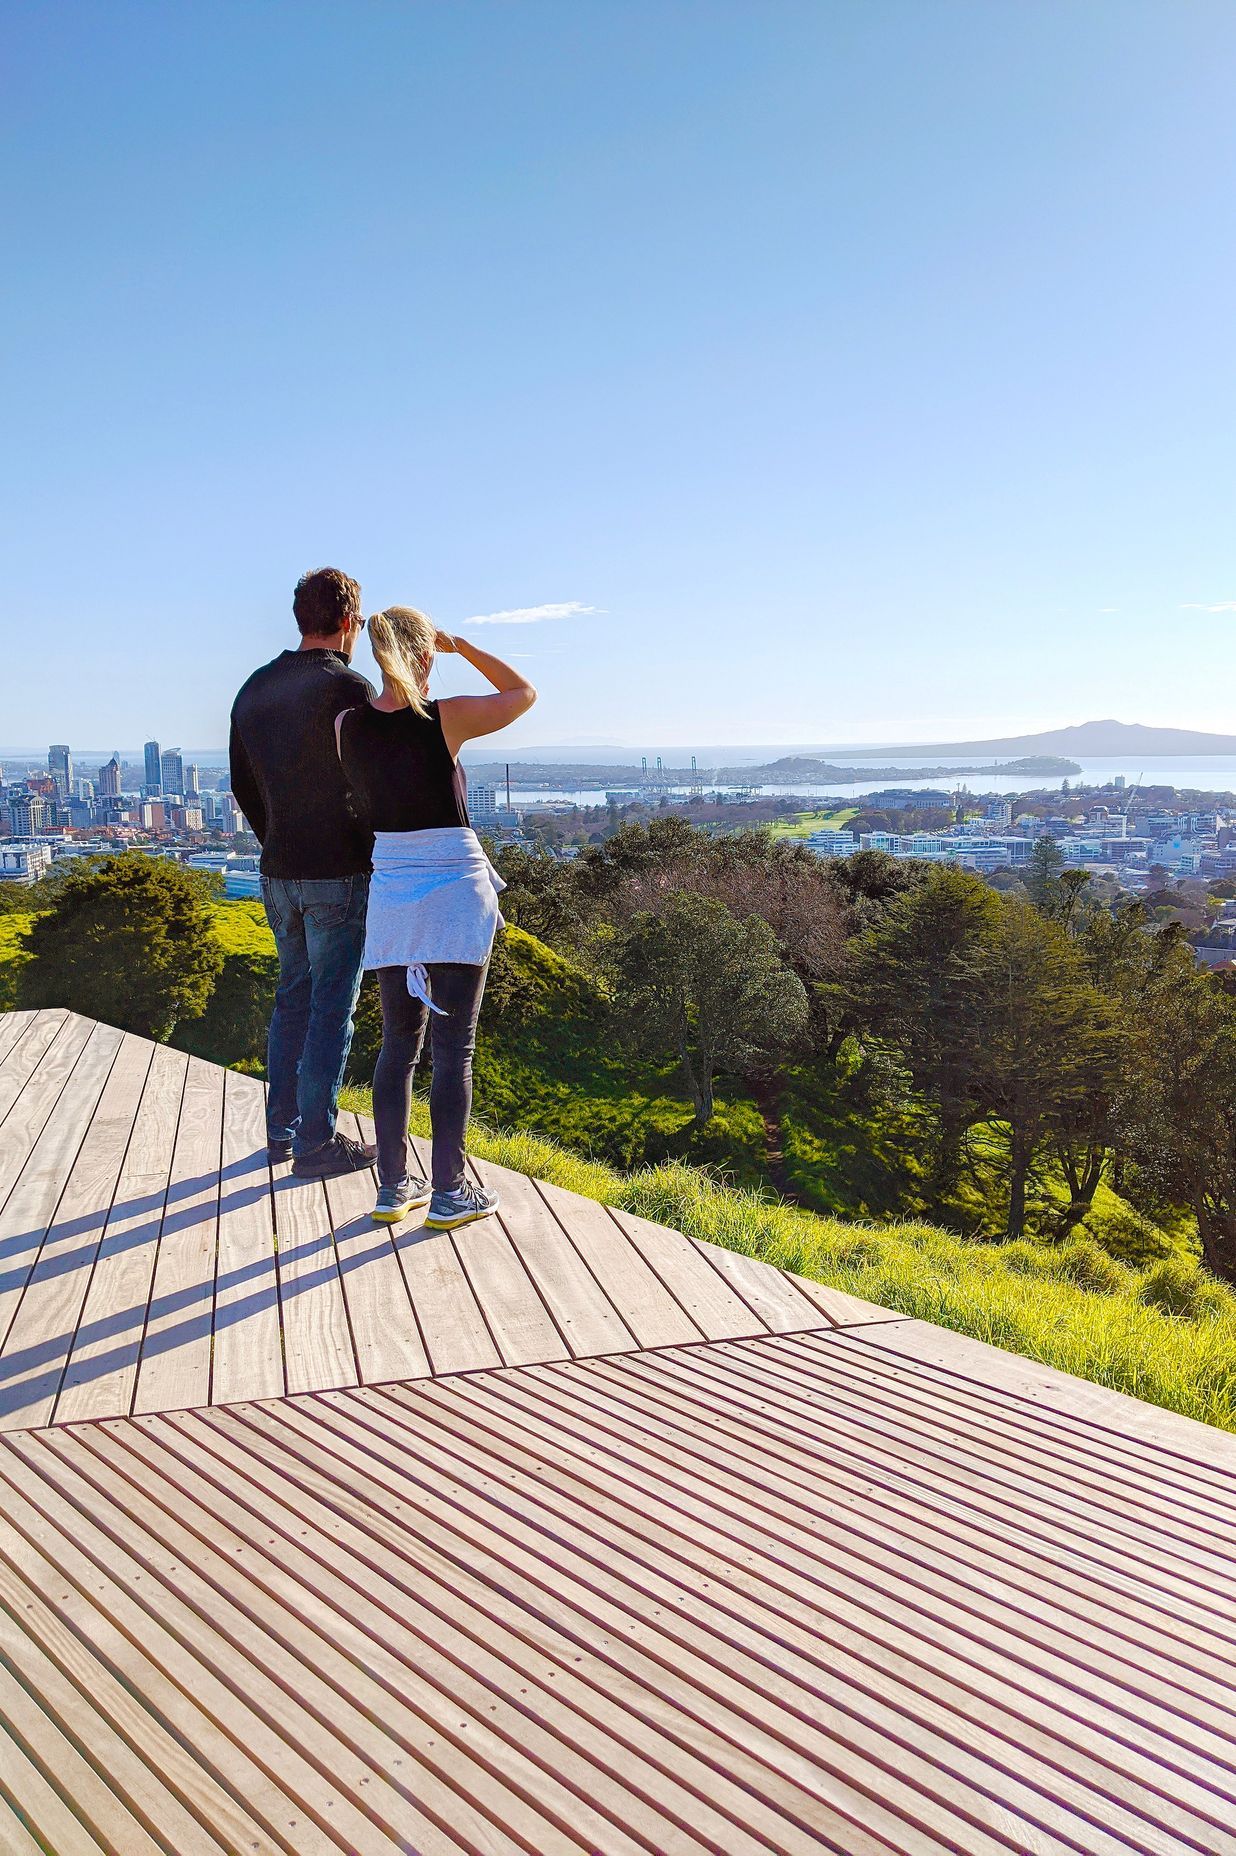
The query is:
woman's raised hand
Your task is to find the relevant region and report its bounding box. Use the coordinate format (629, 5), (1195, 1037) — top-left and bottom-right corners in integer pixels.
(433, 628), (458, 654)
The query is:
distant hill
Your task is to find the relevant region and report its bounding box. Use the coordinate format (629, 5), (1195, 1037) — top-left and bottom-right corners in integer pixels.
(850, 721), (1236, 758)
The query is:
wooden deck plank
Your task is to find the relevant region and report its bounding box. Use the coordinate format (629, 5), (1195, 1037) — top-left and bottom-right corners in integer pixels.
(396, 1231), (504, 1375)
(466, 1354), (1236, 1830)
(785, 1329), (1236, 1537)
(0, 1021), (122, 1355)
(350, 1114), (502, 1375)
(712, 1335), (1236, 1597)
(132, 1057), (223, 1416)
(54, 1044), (188, 1425)
(584, 1343), (1236, 1734)
(687, 1235), (830, 1333)
(0, 1007), (37, 1071)
(0, 1566), (240, 1855)
(21, 1426), (590, 1856)
(609, 1205), (766, 1341)
(3, 1317), (1236, 1856)
(186, 1401), (793, 1856)
(325, 1115), (430, 1385)
(470, 1156), (639, 1359)
(332, 1381), (1086, 1856)
(0, 1449), (417, 1856)
(0, 1723), (111, 1856)
(853, 1316), (1236, 1468)
(272, 1163), (358, 1395)
(406, 1136), (570, 1368)
(467, 1358), (1224, 1848)
(788, 1269), (912, 1329)
(107, 1412), (677, 1856)
(535, 1178), (706, 1350)
(188, 1397), (870, 1856)
(0, 1651), (172, 1856)
(271, 1390), (908, 1856)
(399, 1365), (1223, 1856)
(0, 1009), (68, 1133)
(209, 1072), (283, 1406)
(0, 1033), (153, 1430)
(0, 1012), (94, 1203)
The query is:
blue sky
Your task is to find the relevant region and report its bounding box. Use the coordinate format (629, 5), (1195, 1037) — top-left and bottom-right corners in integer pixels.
(4, 1), (1235, 752)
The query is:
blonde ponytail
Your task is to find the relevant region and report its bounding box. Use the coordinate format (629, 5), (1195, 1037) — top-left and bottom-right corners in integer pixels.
(368, 606), (436, 717)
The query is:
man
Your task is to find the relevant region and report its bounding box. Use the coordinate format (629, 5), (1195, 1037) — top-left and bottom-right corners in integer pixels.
(229, 567), (377, 1177)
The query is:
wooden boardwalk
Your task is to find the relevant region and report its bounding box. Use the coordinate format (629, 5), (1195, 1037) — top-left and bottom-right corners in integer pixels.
(0, 1010), (892, 1431)
(2, 1008), (1236, 1853)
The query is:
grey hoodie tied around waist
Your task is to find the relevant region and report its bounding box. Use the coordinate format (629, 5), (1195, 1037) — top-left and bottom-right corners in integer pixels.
(362, 826), (506, 1013)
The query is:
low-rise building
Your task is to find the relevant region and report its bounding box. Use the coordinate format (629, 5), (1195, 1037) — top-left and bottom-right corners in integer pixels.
(1, 841), (53, 884)
(861, 788), (954, 811)
(804, 829), (858, 857)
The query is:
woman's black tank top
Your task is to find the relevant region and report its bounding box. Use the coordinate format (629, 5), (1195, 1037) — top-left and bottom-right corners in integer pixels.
(339, 700), (470, 833)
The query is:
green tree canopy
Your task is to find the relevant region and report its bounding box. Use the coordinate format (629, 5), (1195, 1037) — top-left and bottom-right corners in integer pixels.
(18, 852), (223, 1041)
(1118, 941), (1236, 1285)
(846, 865), (1121, 1235)
(608, 893), (808, 1126)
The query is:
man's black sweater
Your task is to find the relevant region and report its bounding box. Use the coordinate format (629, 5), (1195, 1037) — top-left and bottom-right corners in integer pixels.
(229, 649), (375, 878)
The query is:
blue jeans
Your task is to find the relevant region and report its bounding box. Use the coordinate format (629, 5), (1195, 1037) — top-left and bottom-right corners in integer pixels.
(261, 875), (369, 1157)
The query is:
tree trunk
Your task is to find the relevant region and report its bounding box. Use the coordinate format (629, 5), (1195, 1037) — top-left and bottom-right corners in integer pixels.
(677, 1036), (714, 1128)
(1006, 1130), (1031, 1240)
(1051, 1145), (1105, 1241)
(1195, 1200), (1236, 1288)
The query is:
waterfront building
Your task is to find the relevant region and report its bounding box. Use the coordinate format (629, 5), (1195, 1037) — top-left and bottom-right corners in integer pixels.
(863, 788), (954, 811)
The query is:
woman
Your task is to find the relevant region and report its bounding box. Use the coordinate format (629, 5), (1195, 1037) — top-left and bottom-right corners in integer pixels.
(336, 607), (536, 1228)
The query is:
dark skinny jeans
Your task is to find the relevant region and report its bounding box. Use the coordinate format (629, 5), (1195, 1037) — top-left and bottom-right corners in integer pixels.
(373, 962), (488, 1191)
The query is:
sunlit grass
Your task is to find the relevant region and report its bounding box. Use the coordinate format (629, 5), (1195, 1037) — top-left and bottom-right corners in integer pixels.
(768, 806), (859, 838)
(341, 1082), (1236, 1433)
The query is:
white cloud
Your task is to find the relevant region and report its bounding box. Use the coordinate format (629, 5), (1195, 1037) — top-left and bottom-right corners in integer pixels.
(1180, 601), (1236, 612)
(461, 601), (598, 626)
(1099, 606), (1118, 613)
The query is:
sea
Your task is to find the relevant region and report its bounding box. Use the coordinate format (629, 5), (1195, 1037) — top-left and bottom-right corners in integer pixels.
(486, 755), (1236, 807)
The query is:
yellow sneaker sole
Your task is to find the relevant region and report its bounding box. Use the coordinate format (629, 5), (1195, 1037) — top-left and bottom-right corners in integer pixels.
(423, 1201), (499, 1231)
(371, 1192), (431, 1225)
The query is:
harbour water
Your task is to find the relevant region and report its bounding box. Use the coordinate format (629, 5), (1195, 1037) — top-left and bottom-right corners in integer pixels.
(501, 756), (1236, 806)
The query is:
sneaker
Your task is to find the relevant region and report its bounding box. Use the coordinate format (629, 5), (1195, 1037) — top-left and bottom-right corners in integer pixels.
(372, 1177), (432, 1224)
(291, 1132), (377, 1179)
(424, 1181), (500, 1230)
(267, 1138), (293, 1163)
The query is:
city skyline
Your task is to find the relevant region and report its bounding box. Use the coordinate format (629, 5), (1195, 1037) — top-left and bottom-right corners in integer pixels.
(6, 3), (1236, 750)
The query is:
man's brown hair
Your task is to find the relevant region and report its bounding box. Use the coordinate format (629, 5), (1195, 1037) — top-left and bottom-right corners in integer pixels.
(292, 567), (362, 638)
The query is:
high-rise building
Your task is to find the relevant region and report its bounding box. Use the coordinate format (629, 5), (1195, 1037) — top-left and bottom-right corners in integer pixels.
(48, 744), (73, 799)
(8, 791), (50, 835)
(98, 755), (122, 798)
(160, 748), (184, 797)
(144, 740), (163, 793)
(185, 762), (201, 796)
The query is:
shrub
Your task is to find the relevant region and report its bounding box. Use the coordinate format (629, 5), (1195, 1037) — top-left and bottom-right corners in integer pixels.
(1138, 1258), (1233, 1321)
